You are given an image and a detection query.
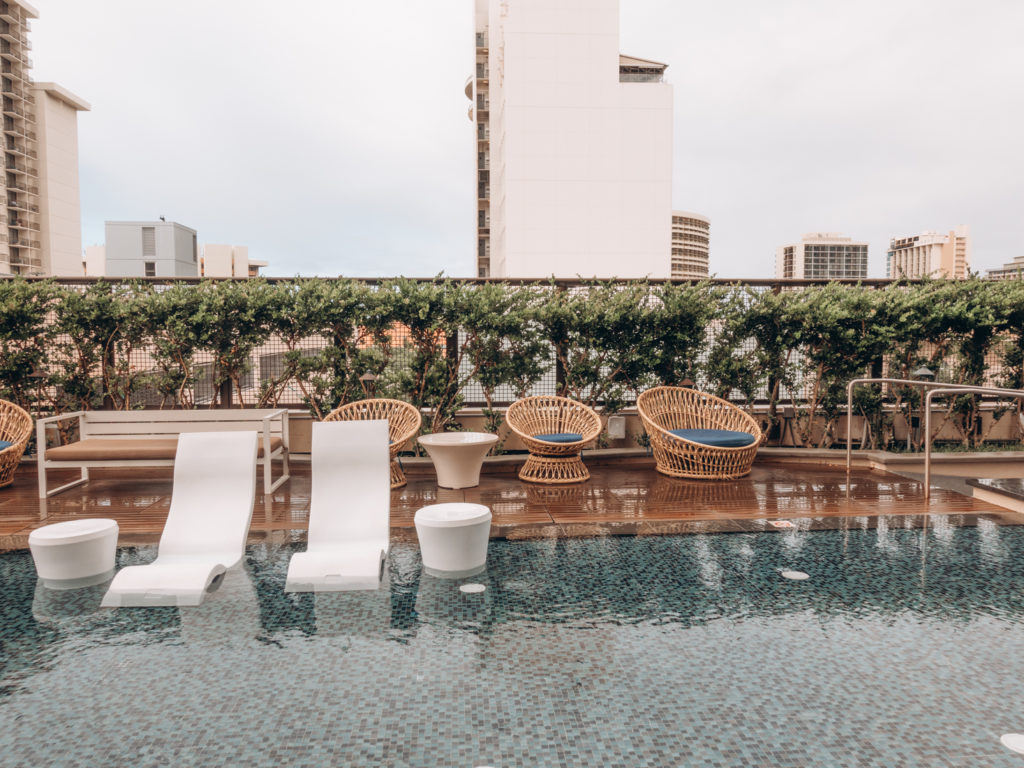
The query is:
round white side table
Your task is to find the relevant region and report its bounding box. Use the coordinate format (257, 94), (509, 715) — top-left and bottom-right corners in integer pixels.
(417, 432), (498, 489)
(414, 503), (492, 577)
(28, 518), (119, 589)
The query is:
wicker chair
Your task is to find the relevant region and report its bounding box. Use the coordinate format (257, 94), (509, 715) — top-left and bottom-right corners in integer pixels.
(0, 399), (32, 489)
(637, 386), (762, 480)
(323, 398), (422, 489)
(506, 395), (601, 484)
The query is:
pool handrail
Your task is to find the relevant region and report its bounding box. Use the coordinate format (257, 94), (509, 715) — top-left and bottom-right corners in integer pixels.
(845, 378), (1024, 500)
(923, 385), (1024, 500)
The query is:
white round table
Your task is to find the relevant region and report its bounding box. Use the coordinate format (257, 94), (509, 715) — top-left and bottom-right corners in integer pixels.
(28, 518), (119, 589)
(414, 503), (492, 577)
(417, 432), (498, 489)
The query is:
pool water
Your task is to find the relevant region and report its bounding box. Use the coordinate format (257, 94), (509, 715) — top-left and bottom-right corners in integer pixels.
(3, 518), (1024, 767)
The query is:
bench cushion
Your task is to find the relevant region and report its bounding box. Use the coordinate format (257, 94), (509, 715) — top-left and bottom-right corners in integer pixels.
(0, 440), (12, 451)
(667, 428), (756, 448)
(46, 436), (283, 462)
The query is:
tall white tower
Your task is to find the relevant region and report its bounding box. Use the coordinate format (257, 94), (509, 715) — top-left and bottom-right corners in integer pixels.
(469, 0), (674, 279)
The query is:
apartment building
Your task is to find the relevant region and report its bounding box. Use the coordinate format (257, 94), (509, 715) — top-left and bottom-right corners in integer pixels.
(985, 255), (1024, 280)
(776, 233), (868, 280)
(886, 226), (970, 279)
(86, 236), (268, 278)
(201, 243), (267, 278)
(104, 221), (198, 278)
(469, 0), (673, 279)
(0, 1), (89, 277)
(670, 211), (710, 279)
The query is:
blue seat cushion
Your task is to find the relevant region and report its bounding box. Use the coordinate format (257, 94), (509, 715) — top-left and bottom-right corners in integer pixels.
(533, 432), (583, 443)
(0, 440), (11, 451)
(667, 428), (756, 448)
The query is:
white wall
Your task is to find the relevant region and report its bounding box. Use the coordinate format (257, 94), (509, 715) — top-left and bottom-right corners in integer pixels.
(487, 0), (673, 278)
(84, 244), (105, 276)
(202, 243), (250, 277)
(34, 88), (86, 276)
(105, 221), (199, 278)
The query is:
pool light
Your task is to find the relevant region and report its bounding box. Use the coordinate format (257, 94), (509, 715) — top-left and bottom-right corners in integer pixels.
(460, 583), (486, 594)
(1001, 733), (1024, 754)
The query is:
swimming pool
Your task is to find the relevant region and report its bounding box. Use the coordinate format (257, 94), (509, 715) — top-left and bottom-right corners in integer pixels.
(2, 517), (1024, 767)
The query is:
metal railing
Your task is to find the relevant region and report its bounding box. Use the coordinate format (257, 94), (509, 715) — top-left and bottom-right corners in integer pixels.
(846, 377), (1024, 500)
(923, 386), (1024, 499)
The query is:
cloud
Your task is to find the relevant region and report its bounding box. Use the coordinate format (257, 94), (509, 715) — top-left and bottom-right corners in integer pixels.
(33, 0), (1024, 278)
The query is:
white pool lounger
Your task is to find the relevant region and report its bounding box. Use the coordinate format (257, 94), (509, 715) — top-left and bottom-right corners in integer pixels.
(102, 431), (259, 608)
(285, 420), (390, 592)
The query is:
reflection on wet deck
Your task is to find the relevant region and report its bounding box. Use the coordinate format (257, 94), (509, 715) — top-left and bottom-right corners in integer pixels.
(0, 459), (1016, 550)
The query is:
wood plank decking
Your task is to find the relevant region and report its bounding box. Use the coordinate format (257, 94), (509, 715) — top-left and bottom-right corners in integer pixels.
(0, 459), (1016, 551)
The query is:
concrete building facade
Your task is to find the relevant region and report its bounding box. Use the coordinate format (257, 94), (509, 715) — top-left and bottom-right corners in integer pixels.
(776, 233), (868, 280)
(469, 0), (673, 279)
(670, 210), (709, 279)
(201, 243), (267, 278)
(33, 82), (89, 275)
(0, 1), (88, 277)
(104, 221), (198, 278)
(886, 226), (970, 279)
(984, 255), (1024, 280)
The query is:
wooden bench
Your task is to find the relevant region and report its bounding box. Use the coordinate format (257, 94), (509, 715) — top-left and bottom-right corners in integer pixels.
(36, 409), (290, 498)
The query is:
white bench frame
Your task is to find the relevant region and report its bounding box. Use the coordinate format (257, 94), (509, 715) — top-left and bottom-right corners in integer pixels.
(37, 409), (290, 498)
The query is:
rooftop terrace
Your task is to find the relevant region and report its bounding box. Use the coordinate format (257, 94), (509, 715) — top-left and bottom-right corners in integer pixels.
(0, 456), (1015, 552)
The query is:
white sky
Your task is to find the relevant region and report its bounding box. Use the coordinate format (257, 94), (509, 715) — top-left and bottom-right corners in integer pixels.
(31, 0), (1024, 278)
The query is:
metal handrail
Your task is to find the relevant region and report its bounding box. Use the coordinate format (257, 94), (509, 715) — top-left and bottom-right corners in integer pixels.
(923, 385), (1024, 499)
(844, 378), (984, 478)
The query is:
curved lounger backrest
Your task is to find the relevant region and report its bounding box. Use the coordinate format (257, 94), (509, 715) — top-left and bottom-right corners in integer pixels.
(159, 431), (259, 563)
(309, 420), (390, 549)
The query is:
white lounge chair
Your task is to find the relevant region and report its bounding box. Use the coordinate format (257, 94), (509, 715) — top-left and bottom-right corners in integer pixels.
(285, 420), (390, 592)
(102, 431), (259, 607)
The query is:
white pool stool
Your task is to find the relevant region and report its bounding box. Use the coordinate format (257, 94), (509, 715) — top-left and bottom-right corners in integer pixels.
(29, 518), (119, 589)
(414, 503), (491, 578)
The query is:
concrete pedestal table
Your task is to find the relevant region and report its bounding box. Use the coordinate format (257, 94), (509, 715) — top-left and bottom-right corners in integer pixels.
(417, 432), (498, 489)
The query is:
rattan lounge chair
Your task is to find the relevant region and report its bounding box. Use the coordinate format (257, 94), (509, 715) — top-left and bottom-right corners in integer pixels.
(285, 420), (390, 592)
(324, 398), (422, 488)
(506, 395), (601, 484)
(0, 399), (31, 489)
(637, 386), (762, 480)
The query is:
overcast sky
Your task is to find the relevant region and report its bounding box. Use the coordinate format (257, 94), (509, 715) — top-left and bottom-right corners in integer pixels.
(31, 0), (1024, 278)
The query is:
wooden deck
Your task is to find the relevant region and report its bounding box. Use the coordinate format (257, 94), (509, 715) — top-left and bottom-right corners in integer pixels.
(0, 458), (1017, 551)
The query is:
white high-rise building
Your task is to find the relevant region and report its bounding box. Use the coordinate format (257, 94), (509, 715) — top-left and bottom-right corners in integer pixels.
(469, 0), (673, 279)
(33, 82), (90, 275)
(886, 226), (970, 279)
(670, 211), (710, 279)
(0, 1), (89, 277)
(776, 233), (868, 279)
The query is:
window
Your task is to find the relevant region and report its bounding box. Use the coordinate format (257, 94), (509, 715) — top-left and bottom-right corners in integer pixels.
(144, 261), (156, 277)
(141, 227), (156, 257)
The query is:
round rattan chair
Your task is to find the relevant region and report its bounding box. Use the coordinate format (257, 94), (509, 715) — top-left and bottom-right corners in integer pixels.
(506, 395), (601, 484)
(323, 398), (422, 489)
(0, 399), (32, 489)
(637, 386), (762, 480)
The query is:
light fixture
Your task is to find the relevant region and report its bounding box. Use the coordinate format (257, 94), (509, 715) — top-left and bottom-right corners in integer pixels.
(358, 372), (378, 397)
(913, 366), (935, 381)
(780, 570), (809, 581)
